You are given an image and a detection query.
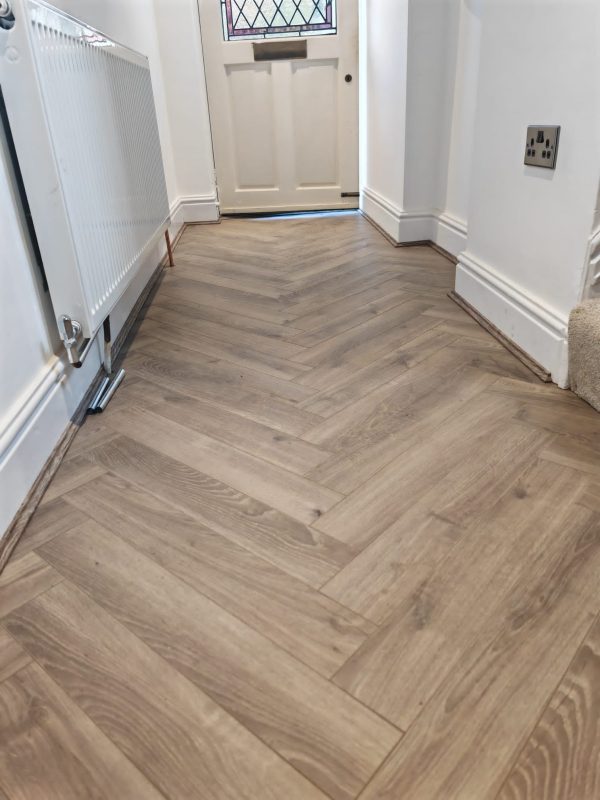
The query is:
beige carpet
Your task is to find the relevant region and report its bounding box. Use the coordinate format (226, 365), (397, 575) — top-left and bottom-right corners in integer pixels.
(569, 299), (600, 411)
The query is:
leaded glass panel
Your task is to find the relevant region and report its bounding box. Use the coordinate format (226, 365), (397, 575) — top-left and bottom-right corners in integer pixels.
(220, 0), (337, 41)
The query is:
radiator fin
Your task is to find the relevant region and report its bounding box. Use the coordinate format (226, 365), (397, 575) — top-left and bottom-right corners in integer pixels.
(26, 0), (169, 330)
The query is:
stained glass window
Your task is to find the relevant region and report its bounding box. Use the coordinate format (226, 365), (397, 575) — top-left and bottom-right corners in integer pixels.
(221, 0), (337, 41)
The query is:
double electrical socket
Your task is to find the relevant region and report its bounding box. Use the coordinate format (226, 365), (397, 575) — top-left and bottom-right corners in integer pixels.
(524, 125), (560, 169)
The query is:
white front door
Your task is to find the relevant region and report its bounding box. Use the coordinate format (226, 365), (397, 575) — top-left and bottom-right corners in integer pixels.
(199, 0), (359, 213)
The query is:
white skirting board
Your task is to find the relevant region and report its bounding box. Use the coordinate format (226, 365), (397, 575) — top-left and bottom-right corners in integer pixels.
(456, 251), (569, 387)
(434, 212), (467, 258)
(170, 193), (220, 226)
(0, 354), (96, 536)
(361, 187), (434, 244)
(360, 187), (467, 257)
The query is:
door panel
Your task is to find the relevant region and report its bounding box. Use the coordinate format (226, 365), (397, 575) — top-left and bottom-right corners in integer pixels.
(292, 60), (338, 187)
(200, 0), (359, 213)
(228, 65), (278, 189)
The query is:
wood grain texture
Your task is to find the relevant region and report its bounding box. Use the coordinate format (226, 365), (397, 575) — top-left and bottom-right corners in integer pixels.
(312, 391), (513, 550)
(152, 293), (304, 338)
(333, 460), (590, 729)
(0, 551), (63, 619)
(7, 582), (328, 800)
(143, 303), (306, 359)
(321, 422), (551, 625)
(62, 416), (119, 461)
(83, 435), (351, 588)
(103, 406), (342, 525)
(498, 616), (600, 800)
(358, 501), (600, 799)
(139, 318), (311, 379)
(3, 214), (600, 797)
(306, 358), (500, 495)
(39, 522), (399, 800)
(298, 327), (456, 416)
(149, 390), (331, 475)
(38, 454), (106, 506)
(129, 335), (315, 402)
(0, 663), (164, 799)
(64, 472), (374, 677)
(126, 348), (319, 434)
(10, 497), (87, 561)
(0, 627), (30, 682)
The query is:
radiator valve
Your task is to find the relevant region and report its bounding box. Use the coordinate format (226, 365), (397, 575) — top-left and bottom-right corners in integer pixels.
(59, 315), (85, 366)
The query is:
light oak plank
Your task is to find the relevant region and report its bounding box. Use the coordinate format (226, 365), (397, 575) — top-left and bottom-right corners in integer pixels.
(358, 500), (600, 799)
(64, 472), (375, 678)
(126, 349), (320, 435)
(7, 582), (329, 800)
(0, 663), (165, 799)
(139, 318), (310, 380)
(513, 398), (600, 446)
(83, 436), (352, 587)
(286, 263), (397, 315)
(322, 422), (550, 624)
(541, 435), (600, 479)
(0, 551), (63, 619)
(302, 347), (470, 448)
(288, 290), (413, 347)
(10, 497), (87, 560)
(63, 417), (119, 461)
(152, 294), (305, 339)
(130, 336), (315, 403)
(39, 454), (105, 506)
(487, 375), (588, 407)
(292, 300), (436, 368)
(158, 275), (297, 324)
(0, 627), (30, 682)
(498, 616), (600, 800)
(305, 360), (500, 496)
(313, 391), (514, 550)
(148, 392), (331, 475)
(333, 459), (588, 729)
(39, 524), (400, 800)
(104, 407), (343, 525)
(299, 327), (456, 417)
(290, 279), (411, 332)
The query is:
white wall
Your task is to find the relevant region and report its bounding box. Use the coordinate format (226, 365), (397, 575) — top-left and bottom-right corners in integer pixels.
(361, 0), (462, 246)
(437, 0), (483, 255)
(456, 0), (600, 386)
(154, 0), (218, 223)
(0, 0), (216, 536)
(361, 0), (409, 227)
(403, 0), (459, 214)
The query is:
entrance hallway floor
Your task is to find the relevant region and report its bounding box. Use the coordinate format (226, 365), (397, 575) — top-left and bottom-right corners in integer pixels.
(2, 213), (600, 799)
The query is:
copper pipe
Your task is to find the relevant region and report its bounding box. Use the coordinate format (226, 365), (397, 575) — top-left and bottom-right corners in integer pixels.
(165, 229), (174, 268)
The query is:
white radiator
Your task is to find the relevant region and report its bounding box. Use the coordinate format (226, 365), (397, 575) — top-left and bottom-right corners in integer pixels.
(0, 0), (169, 361)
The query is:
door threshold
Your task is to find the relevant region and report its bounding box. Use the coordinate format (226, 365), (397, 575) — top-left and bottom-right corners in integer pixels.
(221, 209), (360, 220)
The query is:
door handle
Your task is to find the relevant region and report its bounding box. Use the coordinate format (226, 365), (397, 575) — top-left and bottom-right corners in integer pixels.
(345, 74), (353, 83)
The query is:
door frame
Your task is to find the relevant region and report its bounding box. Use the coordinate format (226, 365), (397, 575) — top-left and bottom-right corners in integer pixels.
(196, 0), (364, 216)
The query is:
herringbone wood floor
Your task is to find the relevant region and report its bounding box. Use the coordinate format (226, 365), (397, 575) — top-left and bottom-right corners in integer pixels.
(3, 213), (600, 799)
